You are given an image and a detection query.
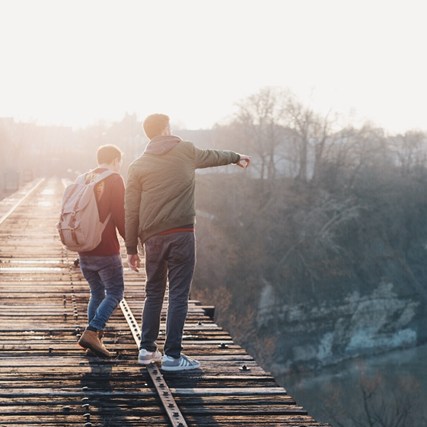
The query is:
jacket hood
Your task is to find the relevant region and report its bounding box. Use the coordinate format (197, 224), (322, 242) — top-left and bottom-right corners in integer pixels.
(144, 135), (182, 155)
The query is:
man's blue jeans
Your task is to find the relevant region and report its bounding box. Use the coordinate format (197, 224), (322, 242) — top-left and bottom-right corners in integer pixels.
(79, 254), (124, 331)
(141, 232), (195, 359)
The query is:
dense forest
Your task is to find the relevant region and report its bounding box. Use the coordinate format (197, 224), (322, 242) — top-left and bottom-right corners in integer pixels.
(2, 87), (427, 425)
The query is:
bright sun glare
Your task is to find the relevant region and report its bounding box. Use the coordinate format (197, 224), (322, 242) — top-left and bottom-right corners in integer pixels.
(0, 0), (426, 134)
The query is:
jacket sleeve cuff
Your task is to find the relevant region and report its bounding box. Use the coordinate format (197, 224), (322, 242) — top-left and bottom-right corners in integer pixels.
(126, 246), (138, 255)
(234, 153), (241, 164)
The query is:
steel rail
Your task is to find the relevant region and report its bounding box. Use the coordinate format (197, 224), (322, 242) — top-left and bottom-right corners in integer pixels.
(0, 178), (45, 226)
(120, 299), (188, 427)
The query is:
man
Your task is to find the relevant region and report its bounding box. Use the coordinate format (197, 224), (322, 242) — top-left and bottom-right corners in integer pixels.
(78, 144), (126, 358)
(125, 114), (250, 371)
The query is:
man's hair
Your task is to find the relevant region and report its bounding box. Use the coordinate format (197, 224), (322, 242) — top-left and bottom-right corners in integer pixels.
(97, 144), (122, 165)
(143, 114), (170, 139)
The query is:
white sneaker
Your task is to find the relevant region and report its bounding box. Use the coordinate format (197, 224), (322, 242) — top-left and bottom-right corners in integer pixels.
(138, 348), (162, 365)
(161, 354), (200, 371)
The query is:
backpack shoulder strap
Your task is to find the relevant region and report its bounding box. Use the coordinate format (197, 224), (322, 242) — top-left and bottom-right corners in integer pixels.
(75, 173), (88, 185)
(75, 169), (118, 185)
(92, 169), (117, 184)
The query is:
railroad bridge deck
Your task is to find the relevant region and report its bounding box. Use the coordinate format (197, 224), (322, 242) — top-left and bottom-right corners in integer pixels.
(0, 177), (329, 426)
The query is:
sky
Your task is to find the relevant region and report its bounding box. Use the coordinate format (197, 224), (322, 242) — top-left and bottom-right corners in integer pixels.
(0, 0), (426, 134)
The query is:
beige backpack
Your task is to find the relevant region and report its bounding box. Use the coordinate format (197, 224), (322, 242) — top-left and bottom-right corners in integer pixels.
(57, 170), (116, 252)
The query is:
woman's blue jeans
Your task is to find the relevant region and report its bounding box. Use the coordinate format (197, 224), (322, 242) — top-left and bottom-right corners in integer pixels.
(141, 232), (195, 359)
(79, 254), (124, 331)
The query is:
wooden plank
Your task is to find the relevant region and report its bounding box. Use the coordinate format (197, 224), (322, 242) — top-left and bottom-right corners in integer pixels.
(172, 387), (287, 395)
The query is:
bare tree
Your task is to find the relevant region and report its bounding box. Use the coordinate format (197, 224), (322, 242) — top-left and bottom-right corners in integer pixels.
(323, 124), (391, 190)
(322, 372), (420, 427)
(285, 98), (333, 183)
(234, 87), (335, 184)
(389, 130), (427, 176)
(234, 87), (292, 180)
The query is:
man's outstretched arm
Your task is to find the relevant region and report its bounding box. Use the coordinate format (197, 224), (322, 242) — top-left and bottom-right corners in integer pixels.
(194, 146), (251, 169)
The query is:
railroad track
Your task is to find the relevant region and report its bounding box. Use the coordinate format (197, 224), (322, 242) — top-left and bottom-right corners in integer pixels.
(0, 177), (329, 426)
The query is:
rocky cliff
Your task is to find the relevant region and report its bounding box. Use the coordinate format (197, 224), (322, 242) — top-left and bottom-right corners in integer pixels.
(256, 281), (420, 374)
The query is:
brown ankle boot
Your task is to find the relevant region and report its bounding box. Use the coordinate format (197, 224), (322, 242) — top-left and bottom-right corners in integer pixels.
(78, 329), (110, 358)
(85, 331), (106, 357)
